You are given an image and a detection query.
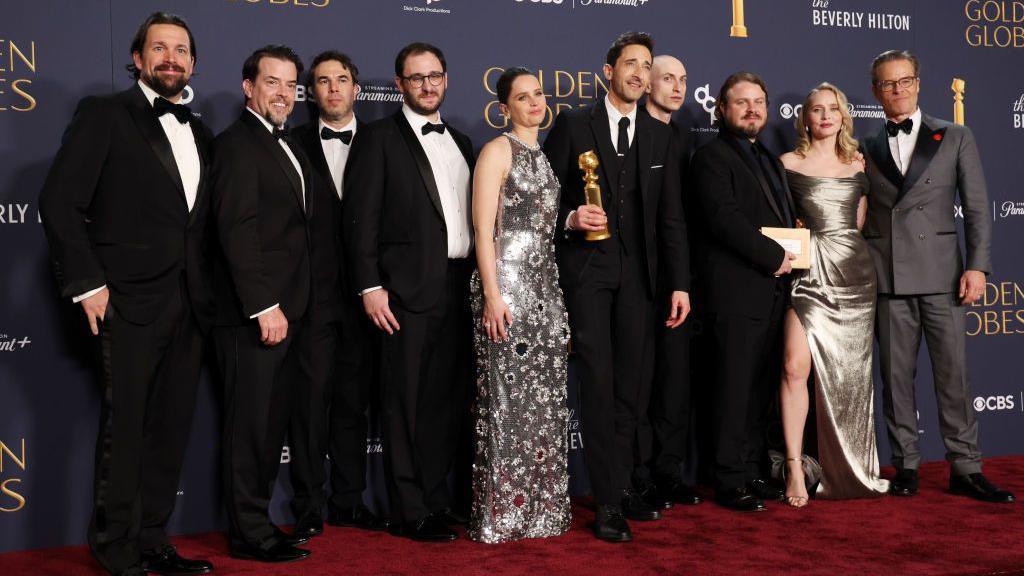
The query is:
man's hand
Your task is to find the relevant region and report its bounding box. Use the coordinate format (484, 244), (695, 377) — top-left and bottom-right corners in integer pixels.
(80, 287), (110, 336)
(363, 289), (401, 335)
(959, 269), (986, 305)
(774, 251), (797, 276)
(258, 307), (289, 346)
(571, 204), (608, 232)
(665, 290), (691, 329)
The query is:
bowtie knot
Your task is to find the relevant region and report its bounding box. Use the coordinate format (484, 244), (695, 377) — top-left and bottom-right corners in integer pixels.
(273, 127), (291, 141)
(421, 122), (446, 136)
(321, 126), (353, 145)
(886, 118), (913, 137)
(153, 97), (192, 124)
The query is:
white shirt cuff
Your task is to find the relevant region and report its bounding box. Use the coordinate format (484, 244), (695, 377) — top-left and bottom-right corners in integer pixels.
(565, 210), (576, 230)
(72, 285), (106, 303)
(360, 286), (383, 296)
(250, 303), (280, 319)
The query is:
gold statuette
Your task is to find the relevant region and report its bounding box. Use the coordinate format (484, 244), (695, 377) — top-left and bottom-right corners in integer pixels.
(952, 78), (966, 126)
(730, 0), (748, 38)
(578, 150), (610, 241)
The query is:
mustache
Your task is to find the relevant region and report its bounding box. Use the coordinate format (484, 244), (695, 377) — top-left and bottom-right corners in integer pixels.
(155, 63), (186, 73)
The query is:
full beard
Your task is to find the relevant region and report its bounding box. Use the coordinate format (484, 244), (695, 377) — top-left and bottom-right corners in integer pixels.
(142, 70), (187, 100)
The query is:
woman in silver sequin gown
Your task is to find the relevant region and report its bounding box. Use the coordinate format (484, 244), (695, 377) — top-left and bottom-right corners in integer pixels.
(779, 83), (889, 507)
(467, 68), (570, 542)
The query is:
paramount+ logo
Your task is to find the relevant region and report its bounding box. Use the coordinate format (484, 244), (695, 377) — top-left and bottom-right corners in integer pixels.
(973, 395), (1017, 412)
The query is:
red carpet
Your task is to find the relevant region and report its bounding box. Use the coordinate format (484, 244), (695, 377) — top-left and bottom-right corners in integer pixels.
(6, 457), (1024, 575)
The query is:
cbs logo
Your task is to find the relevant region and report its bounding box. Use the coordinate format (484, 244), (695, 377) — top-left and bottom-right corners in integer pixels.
(973, 395), (1016, 412)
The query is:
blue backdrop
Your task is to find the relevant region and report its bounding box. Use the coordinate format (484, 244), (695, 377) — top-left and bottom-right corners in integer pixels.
(2, 0), (1023, 552)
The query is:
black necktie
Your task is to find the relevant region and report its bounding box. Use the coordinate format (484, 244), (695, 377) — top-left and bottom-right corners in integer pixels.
(273, 127), (290, 141)
(153, 97), (192, 124)
(886, 118), (913, 137)
(421, 122), (446, 136)
(321, 126), (353, 145)
(617, 117), (631, 158)
(752, 143), (793, 226)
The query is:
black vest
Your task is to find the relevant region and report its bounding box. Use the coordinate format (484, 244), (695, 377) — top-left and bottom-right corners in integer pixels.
(608, 141), (644, 257)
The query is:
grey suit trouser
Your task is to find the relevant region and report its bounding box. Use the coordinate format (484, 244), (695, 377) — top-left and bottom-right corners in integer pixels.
(876, 293), (982, 475)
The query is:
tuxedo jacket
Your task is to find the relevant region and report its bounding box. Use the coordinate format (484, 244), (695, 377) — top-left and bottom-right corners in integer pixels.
(689, 132), (795, 319)
(342, 110), (475, 313)
(862, 113), (991, 295)
(292, 119), (362, 321)
(210, 111), (314, 326)
(39, 84), (216, 331)
(543, 100), (690, 296)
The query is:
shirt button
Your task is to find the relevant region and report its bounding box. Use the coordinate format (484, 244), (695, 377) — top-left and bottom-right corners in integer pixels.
(918, 233), (925, 239)
(894, 207), (901, 212)
(917, 206), (924, 210)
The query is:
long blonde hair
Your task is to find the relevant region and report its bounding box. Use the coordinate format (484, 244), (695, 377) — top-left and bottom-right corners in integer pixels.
(794, 82), (859, 164)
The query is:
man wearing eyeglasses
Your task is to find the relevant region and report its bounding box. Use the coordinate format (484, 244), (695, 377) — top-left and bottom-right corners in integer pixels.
(863, 49), (1014, 504)
(343, 41), (475, 542)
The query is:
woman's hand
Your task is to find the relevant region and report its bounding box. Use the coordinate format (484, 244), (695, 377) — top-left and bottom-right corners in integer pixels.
(482, 295), (513, 343)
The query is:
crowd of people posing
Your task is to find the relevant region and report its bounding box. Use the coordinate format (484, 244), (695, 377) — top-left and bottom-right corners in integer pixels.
(38, 11), (1015, 576)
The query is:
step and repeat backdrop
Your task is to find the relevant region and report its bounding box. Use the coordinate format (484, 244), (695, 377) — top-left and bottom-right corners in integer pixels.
(2, 0), (1022, 552)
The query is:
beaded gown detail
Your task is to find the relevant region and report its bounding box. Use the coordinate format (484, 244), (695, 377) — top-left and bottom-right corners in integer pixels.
(787, 170), (890, 499)
(468, 132), (571, 542)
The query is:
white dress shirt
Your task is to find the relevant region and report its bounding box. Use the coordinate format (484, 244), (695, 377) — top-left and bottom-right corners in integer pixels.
(319, 116), (357, 199)
(73, 81), (202, 304)
(887, 107), (922, 176)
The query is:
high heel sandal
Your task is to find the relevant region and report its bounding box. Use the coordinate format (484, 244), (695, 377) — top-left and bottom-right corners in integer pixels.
(783, 457), (809, 508)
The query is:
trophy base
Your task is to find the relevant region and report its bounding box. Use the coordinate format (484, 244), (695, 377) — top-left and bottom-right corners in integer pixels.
(585, 230), (611, 242)
(730, 25), (748, 38)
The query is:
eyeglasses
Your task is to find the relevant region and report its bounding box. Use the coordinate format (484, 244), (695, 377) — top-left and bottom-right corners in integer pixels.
(401, 72), (445, 88)
(876, 76), (918, 92)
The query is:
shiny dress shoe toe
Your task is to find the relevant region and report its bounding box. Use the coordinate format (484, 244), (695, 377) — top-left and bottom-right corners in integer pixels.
(292, 513), (324, 539)
(715, 488), (766, 512)
(660, 480), (703, 506)
(593, 505), (632, 543)
(639, 483), (674, 510)
(272, 526), (310, 546)
(950, 473), (1016, 503)
(230, 540), (310, 563)
(141, 545), (212, 575)
(747, 478), (785, 501)
(621, 489), (662, 521)
(327, 505), (389, 531)
(891, 468), (919, 497)
(406, 516), (458, 542)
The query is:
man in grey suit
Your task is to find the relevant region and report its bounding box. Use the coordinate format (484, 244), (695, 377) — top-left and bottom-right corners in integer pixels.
(863, 50), (1013, 503)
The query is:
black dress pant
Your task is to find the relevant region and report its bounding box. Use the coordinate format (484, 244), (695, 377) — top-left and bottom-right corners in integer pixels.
(562, 247), (654, 505)
(708, 280), (787, 492)
(289, 298), (375, 520)
(87, 283), (204, 576)
(214, 317), (305, 549)
(379, 259), (473, 524)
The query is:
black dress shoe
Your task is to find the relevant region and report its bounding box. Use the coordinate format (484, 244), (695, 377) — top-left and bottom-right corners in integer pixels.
(230, 540), (310, 563)
(891, 468), (919, 497)
(747, 478), (785, 501)
(621, 489), (662, 521)
(327, 504), (389, 531)
(638, 482), (673, 510)
(395, 516), (457, 542)
(657, 479), (703, 506)
(593, 504), (632, 543)
(430, 508), (469, 526)
(292, 513), (324, 539)
(715, 487), (766, 512)
(950, 473), (1016, 503)
(141, 545), (213, 575)
(273, 526), (310, 546)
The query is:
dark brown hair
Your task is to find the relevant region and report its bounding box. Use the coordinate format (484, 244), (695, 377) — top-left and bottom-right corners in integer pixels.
(242, 45), (304, 83)
(714, 71), (769, 123)
(606, 31), (654, 67)
(870, 49), (920, 86)
(496, 67), (534, 105)
(306, 50), (360, 90)
(394, 42), (446, 78)
(126, 12), (196, 80)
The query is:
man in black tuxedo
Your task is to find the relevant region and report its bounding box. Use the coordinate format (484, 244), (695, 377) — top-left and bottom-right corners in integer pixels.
(343, 42), (475, 542)
(210, 45), (313, 563)
(690, 72), (796, 513)
(39, 13), (214, 576)
(543, 32), (690, 543)
(288, 50), (386, 539)
(634, 54), (702, 510)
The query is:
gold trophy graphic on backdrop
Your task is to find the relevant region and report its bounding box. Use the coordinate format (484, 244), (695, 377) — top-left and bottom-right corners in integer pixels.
(579, 150), (610, 241)
(730, 0), (748, 38)
(952, 78), (966, 125)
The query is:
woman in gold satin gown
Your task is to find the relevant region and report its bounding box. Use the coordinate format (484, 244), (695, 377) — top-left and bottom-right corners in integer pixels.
(778, 83), (890, 507)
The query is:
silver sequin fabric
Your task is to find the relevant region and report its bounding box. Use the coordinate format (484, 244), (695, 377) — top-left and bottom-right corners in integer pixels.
(787, 170), (889, 499)
(468, 132), (571, 543)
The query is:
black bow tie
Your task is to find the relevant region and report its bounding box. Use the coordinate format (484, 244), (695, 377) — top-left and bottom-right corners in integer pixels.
(153, 97), (192, 124)
(886, 118), (913, 137)
(421, 122), (446, 136)
(321, 126), (353, 145)
(273, 127), (290, 141)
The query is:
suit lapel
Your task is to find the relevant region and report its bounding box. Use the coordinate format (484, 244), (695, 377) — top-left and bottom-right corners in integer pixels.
(720, 133), (784, 224)
(900, 115), (945, 200)
(588, 101), (620, 198)
(394, 111), (445, 222)
(866, 125), (905, 191)
(303, 123), (338, 198)
(772, 154), (797, 220)
(123, 86), (187, 209)
(241, 111), (306, 215)
(636, 112), (653, 207)
(187, 120), (210, 226)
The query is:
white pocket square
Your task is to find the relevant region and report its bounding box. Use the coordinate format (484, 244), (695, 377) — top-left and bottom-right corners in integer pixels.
(650, 165), (664, 169)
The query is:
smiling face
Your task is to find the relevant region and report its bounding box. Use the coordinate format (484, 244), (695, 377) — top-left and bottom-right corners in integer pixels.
(803, 88), (844, 140)
(604, 43), (652, 106)
(312, 59), (357, 126)
(501, 74), (546, 129)
(243, 56), (298, 127)
(646, 56), (687, 113)
(133, 23), (194, 100)
(396, 51), (447, 117)
(721, 80), (767, 138)
(872, 58), (919, 120)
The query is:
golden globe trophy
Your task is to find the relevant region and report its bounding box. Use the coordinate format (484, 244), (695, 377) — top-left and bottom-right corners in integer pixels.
(952, 78), (966, 125)
(578, 150), (610, 241)
(730, 0), (748, 38)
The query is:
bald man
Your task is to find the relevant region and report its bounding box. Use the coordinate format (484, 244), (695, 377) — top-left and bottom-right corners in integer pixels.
(634, 54), (702, 509)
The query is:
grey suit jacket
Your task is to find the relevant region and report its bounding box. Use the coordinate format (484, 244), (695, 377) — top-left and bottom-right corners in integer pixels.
(862, 112), (991, 295)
